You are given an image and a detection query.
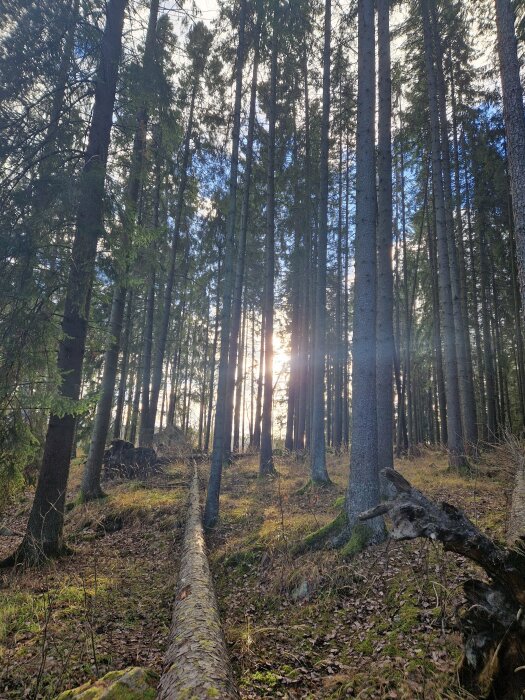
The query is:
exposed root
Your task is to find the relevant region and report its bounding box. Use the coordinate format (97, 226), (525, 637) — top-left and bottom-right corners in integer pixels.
(293, 511), (347, 555)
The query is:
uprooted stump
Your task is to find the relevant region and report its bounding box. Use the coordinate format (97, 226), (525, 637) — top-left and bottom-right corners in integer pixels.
(102, 439), (160, 481)
(158, 463), (238, 700)
(360, 468), (525, 700)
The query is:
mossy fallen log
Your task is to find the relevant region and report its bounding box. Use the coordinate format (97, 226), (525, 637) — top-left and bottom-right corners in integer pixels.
(158, 464), (238, 700)
(55, 667), (158, 699)
(360, 468), (525, 699)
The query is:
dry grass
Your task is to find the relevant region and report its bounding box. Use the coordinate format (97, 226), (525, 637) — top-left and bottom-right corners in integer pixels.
(209, 449), (509, 699)
(0, 446), (513, 699)
(0, 460), (189, 699)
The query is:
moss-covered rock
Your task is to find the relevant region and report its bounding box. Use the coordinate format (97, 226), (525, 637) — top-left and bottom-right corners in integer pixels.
(55, 667), (158, 699)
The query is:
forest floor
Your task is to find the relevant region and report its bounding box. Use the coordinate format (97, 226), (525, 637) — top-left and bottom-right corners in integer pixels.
(0, 460), (190, 699)
(0, 447), (513, 699)
(207, 448), (511, 700)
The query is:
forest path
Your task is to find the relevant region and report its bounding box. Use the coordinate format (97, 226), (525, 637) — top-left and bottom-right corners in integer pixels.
(159, 461), (238, 699)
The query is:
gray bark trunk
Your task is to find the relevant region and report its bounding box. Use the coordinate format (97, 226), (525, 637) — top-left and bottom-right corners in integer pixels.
(346, 0), (386, 541)
(310, 0), (331, 483)
(259, 0), (279, 477)
(158, 466), (238, 699)
(376, 0), (394, 483)
(421, 0), (467, 469)
(495, 0), (525, 321)
(204, 0), (247, 526)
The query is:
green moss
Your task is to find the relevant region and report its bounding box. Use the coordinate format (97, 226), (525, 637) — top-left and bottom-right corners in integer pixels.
(340, 523), (372, 559)
(0, 591), (46, 641)
(246, 670), (281, 688)
(332, 495), (345, 509)
(280, 664), (299, 679)
(355, 637), (375, 655)
(397, 602), (420, 632)
(294, 511), (347, 554)
(296, 478), (334, 495)
(222, 546), (265, 572)
(55, 667), (158, 700)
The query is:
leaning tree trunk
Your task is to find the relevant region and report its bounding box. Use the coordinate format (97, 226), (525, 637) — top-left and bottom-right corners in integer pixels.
(361, 469), (525, 700)
(85, 0), (159, 480)
(80, 283), (127, 500)
(4, 0), (128, 565)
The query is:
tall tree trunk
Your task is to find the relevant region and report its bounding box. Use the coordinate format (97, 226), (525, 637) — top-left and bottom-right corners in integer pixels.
(431, 6), (478, 452)
(145, 79), (198, 446)
(346, 0), (386, 541)
(9, 0), (127, 565)
(205, 255), (222, 453)
(84, 0), (160, 487)
(198, 305), (210, 452)
(252, 314), (264, 450)
(376, 0), (394, 484)
(495, 0), (525, 318)
(310, 0), (331, 484)
(333, 87), (344, 453)
(259, 0), (278, 477)
(224, 25), (260, 455)
(233, 300), (247, 452)
(204, 0), (247, 526)
(139, 268), (156, 444)
(81, 283), (127, 499)
(421, 0), (467, 470)
(113, 289), (133, 439)
(463, 143), (487, 438)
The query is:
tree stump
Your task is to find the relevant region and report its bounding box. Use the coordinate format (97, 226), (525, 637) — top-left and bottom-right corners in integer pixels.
(360, 468), (525, 699)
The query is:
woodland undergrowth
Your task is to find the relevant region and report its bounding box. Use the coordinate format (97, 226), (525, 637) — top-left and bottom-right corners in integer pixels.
(0, 458), (189, 699)
(0, 448), (514, 699)
(209, 449), (510, 700)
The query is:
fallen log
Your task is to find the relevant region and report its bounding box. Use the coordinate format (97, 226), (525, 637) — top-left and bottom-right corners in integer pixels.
(158, 463), (238, 700)
(360, 468), (525, 699)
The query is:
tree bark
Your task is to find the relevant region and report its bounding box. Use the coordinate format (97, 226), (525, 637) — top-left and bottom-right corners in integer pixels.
(421, 0), (467, 469)
(204, 0), (247, 526)
(376, 0), (394, 484)
(259, 0), (278, 478)
(346, 0), (386, 541)
(7, 0), (127, 565)
(224, 23), (260, 455)
(310, 0), (331, 484)
(113, 289), (133, 439)
(158, 466), (238, 699)
(145, 81), (197, 446)
(495, 0), (525, 321)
